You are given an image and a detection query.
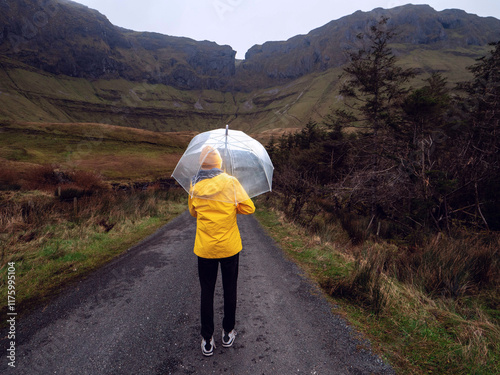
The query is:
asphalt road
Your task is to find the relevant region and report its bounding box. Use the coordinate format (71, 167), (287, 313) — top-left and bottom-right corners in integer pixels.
(1, 212), (394, 374)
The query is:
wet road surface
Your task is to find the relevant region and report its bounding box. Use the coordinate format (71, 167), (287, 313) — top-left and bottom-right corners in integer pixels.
(1, 212), (393, 374)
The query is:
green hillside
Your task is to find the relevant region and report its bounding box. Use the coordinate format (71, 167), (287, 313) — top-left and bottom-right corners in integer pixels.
(0, 121), (192, 182)
(1, 1), (498, 133)
(0, 45), (486, 134)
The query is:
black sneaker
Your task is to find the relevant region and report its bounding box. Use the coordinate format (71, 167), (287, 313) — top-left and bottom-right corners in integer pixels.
(201, 337), (215, 356)
(222, 329), (236, 348)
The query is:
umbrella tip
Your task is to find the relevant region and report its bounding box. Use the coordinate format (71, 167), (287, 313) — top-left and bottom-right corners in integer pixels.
(226, 124), (229, 135)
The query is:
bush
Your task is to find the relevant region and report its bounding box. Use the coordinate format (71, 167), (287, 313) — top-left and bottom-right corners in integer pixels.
(70, 170), (106, 191)
(58, 187), (91, 202)
(20, 165), (106, 194)
(24, 165), (69, 190)
(0, 167), (21, 191)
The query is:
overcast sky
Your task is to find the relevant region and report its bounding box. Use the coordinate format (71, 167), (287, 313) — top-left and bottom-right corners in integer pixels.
(74, 0), (500, 59)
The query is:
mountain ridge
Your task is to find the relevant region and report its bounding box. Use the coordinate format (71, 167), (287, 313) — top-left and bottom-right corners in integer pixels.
(1, 1), (499, 132)
(0, 0), (236, 90)
(240, 4), (500, 84)
(2, 1), (500, 92)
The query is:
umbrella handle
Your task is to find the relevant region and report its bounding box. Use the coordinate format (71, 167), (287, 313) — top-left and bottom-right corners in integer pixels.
(224, 124), (229, 173)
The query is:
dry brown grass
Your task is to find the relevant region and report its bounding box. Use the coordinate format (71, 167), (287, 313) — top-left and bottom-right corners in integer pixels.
(74, 153), (181, 180)
(393, 233), (500, 299)
(19, 121), (193, 146)
(1, 121), (191, 183)
(0, 172), (187, 321)
(0, 165), (20, 190)
(251, 127), (303, 144)
(0, 159), (42, 186)
(258, 198), (500, 374)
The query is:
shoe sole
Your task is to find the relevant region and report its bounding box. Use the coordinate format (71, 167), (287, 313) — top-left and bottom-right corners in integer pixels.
(222, 336), (235, 347)
(202, 339), (215, 356)
(222, 330), (236, 347)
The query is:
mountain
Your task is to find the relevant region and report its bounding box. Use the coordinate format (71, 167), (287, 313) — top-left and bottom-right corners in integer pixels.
(239, 4), (500, 85)
(0, 0), (235, 90)
(0, 1), (499, 132)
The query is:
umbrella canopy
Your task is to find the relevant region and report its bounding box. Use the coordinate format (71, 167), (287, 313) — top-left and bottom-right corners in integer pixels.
(172, 126), (274, 204)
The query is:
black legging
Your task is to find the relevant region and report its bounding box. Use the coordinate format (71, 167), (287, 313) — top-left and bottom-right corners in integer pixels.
(198, 253), (239, 341)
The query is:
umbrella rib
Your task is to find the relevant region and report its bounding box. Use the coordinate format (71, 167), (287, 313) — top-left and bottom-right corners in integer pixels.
(254, 152), (274, 193)
(172, 127), (274, 202)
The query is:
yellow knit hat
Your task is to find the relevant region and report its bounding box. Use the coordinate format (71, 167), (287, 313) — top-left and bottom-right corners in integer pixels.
(200, 146), (222, 169)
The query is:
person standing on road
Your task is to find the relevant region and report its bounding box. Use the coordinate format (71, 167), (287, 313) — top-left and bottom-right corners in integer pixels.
(188, 146), (255, 357)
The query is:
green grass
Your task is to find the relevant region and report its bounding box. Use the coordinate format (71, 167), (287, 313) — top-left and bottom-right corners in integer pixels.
(0, 190), (187, 323)
(0, 121), (189, 181)
(254, 205), (351, 286)
(254, 202), (500, 375)
(0, 120), (191, 320)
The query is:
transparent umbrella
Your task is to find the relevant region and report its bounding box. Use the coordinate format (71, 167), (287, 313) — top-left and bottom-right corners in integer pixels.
(172, 125), (274, 204)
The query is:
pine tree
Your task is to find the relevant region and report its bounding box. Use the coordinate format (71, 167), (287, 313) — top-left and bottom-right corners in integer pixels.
(337, 17), (415, 135)
(334, 17), (416, 228)
(458, 42), (500, 229)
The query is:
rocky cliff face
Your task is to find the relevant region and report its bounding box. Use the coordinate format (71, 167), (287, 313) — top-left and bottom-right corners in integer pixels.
(0, 0), (236, 90)
(239, 5), (500, 84)
(1, 2), (499, 94)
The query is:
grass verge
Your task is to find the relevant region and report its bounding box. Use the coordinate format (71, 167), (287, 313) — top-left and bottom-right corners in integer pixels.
(254, 201), (500, 375)
(0, 188), (186, 325)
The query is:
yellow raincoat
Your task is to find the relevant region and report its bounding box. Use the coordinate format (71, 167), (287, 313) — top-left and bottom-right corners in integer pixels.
(189, 172), (255, 259)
